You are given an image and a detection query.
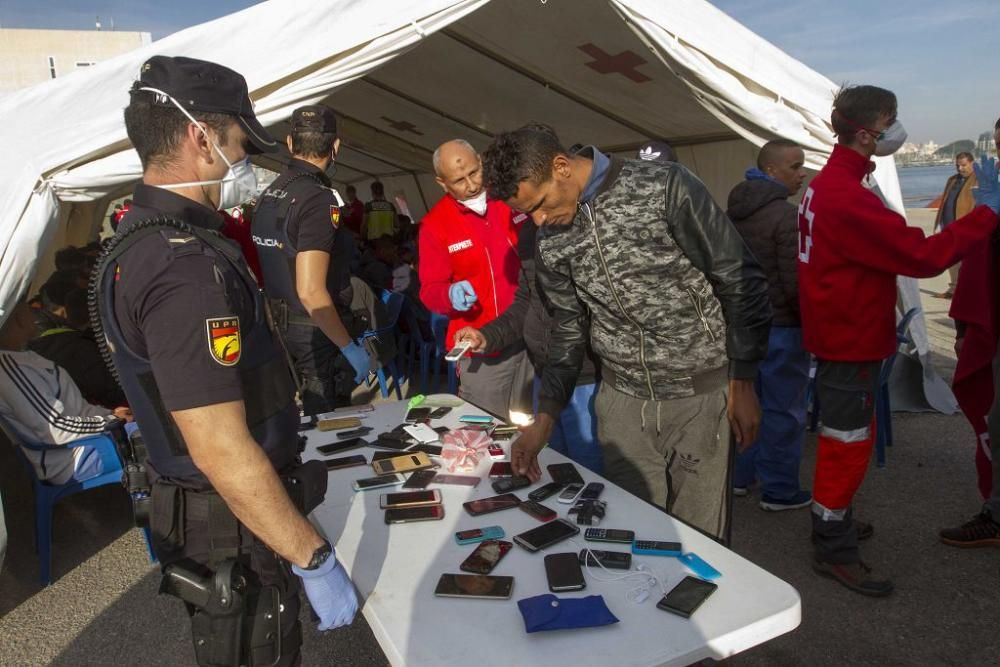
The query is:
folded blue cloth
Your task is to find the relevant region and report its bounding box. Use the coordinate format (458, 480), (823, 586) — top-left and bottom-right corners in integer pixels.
(517, 594), (619, 633)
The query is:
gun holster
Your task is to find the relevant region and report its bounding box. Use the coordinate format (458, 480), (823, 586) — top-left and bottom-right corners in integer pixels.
(162, 560), (281, 667)
(105, 419), (152, 529)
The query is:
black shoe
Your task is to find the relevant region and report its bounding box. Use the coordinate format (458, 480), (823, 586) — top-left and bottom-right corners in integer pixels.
(812, 559), (894, 597)
(939, 512), (1000, 548)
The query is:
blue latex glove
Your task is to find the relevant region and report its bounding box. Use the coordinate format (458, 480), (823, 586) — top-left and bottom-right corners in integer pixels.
(340, 341), (373, 384)
(973, 155), (1000, 214)
(293, 552), (359, 631)
(448, 280), (478, 312)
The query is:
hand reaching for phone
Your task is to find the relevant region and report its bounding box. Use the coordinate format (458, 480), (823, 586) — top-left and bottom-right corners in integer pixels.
(453, 327), (488, 353)
(511, 416), (553, 482)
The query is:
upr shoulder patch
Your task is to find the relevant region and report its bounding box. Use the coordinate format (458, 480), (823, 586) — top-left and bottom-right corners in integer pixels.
(206, 316), (241, 366)
(330, 205), (341, 228)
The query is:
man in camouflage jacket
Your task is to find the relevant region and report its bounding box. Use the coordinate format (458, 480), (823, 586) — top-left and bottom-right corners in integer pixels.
(482, 126), (771, 538)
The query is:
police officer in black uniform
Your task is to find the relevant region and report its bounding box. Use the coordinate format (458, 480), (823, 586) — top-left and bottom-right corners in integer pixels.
(252, 106), (373, 414)
(94, 56), (358, 665)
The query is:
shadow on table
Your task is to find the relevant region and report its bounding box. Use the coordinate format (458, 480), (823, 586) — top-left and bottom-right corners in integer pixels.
(0, 432), (137, 617)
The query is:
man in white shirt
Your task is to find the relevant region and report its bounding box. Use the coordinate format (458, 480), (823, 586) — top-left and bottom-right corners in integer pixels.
(0, 302), (131, 484)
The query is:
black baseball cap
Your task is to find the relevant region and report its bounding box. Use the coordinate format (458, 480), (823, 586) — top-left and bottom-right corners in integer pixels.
(291, 105), (338, 134)
(637, 140), (678, 163)
(132, 55), (277, 154)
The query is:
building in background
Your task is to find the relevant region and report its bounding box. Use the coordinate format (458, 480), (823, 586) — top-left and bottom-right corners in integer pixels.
(0, 28), (151, 95)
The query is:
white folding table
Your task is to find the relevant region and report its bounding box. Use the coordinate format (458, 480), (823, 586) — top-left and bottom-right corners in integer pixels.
(304, 397), (800, 666)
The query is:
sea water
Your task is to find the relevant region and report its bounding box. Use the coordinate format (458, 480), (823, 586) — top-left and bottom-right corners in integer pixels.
(896, 164), (956, 208)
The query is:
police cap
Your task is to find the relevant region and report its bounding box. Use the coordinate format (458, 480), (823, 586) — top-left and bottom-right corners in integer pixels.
(291, 105), (338, 134)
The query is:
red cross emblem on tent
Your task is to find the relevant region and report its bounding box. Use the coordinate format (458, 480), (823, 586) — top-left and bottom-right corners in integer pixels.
(381, 116), (424, 135)
(578, 43), (652, 83)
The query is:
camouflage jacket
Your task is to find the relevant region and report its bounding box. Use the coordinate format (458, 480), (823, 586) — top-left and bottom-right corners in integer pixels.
(535, 154), (771, 415)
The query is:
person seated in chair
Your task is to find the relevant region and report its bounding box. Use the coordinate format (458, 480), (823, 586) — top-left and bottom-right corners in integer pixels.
(0, 302), (131, 484)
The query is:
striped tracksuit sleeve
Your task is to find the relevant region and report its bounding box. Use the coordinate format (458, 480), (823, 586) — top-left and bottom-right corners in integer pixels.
(0, 352), (110, 446)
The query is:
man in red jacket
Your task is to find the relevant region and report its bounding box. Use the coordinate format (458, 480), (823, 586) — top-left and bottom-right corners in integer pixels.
(419, 139), (528, 417)
(799, 85), (999, 596)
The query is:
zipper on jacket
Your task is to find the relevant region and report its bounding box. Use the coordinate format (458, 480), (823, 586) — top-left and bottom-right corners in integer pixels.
(583, 202), (656, 399)
(484, 247), (500, 318)
(687, 287), (718, 342)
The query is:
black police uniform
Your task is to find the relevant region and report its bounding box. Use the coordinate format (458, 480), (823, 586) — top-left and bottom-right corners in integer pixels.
(252, 158), (359, 414)
(97, 183), (304, 665)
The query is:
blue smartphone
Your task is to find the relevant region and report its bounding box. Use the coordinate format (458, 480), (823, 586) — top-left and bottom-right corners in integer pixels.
(677, 552), (721, 580)
(458, 415), (494, 424)
(455, 525), (505, 545)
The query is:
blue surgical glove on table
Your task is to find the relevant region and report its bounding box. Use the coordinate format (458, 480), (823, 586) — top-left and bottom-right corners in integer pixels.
(448, 280), (478, 312)
(973, 155), (1000, 214)
(340, 341), (374, 384)
(293, 551), (359, 631)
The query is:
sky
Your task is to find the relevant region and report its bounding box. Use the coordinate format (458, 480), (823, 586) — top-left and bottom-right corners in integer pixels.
(1, 0), (997, 145)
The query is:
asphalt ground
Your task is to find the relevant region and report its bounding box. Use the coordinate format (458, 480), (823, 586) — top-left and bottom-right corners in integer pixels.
(2, 211), (998, 665)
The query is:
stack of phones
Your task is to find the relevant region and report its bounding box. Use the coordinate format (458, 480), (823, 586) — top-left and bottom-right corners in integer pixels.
(318, 436), (370, 471)
(380, 489), (445, 524)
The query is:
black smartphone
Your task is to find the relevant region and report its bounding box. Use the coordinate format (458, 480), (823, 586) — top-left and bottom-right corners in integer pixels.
(402, 469), (437, 489)
(429, 407), (452, 419)
(408, 443), (444, 457)
(544, 552), (586, 592)
(337, 426), (373, 440)
(491, 475), (531, 494)
(528, 481), (564, 502)
(379, 489), (442, 509)
(463, 493), (521, 516)
(406, 407), (432, 421)
(547, 463), (584, 486)
(434, 573), (514, 600)
(488, 462), (514, 478)
(298, 415), (317, 432)
(490, 430), (515, 441)
(384, 505), (445, 524)
(578, 549), (632, 570)
(579, 482), (605, 501)
(372, 450), (404, 462)
(325, 454), (367, 470)
(317, 438), (367, 456)
(513, 518), (579, 552)
(657, 577), (718, 618)
(373, 432), (413, 450)
(459, 540), (513, 574)
(519, 500), (557, 522)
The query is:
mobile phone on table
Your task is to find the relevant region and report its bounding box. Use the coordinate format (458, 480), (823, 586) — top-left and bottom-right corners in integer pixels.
(384, 505), (445, 524)
(429, 407), (452, 419)
(657, 576), (718, 618)
(371, 451), (434, 475)
(529, 482), (564, 502)
(490, 430), (515, 442)
(402, 469), (437, 489)
(544, 552), (586, 592)
(325, 454), (367, 471)
(557, 483), (584, 504)
(405, 407), (432, 422)
(372, 450), (405, 462)
(519, 500), (557, 522)
(317, 438), (367, 456)
(488, 444), (505, 460)
(459, 414), (494, 424)
(547, 463), (584, 486)
(488, 462), (513, 479)
(455, 526), (505, 545)
(403, 423), (440, 444)
(459, 540), (513, 575)
(379, 489), (442, 509)
(491, 475), (531, 494)
(434, 573), (513, 600)
(372, 435), (413, 451)
(330, 403), (374, 414)
(632, 540), (683, 557)
(317, 417), (362, 432)
(579, 482), (604, 501)
(463, 493), (521, 516)
(444, 341), (472, 363)
(353, 473), (405, 491)
(579, 549), (632, 570)
(513, 518), (579, 552)
(337, 426), (373, 439)
(584, 528), (635, 544)
(298, 415), (316, 432)
(434, 474), (481, 488)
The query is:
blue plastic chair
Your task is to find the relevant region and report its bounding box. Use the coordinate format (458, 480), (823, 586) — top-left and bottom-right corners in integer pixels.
(0, 415), (154, 585)
(360, 290), (405, 400)
(806, 307), (919, 467)
(430, 312), (458, 395)
(399, 300), (437, 394)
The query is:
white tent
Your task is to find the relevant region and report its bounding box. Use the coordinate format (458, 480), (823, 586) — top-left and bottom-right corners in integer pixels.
(2, 0), (945, 408)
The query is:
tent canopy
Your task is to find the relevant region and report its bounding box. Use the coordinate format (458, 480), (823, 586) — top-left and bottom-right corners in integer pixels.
(0, 0), (905, 323)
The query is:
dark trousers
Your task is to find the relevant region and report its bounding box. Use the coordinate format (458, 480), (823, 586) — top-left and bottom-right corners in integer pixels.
(284, 323), (355, 414)
(985, 348), (1000, 521)
(811, 360), (880, 564)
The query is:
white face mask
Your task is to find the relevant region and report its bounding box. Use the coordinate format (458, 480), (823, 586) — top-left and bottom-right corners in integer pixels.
(459, 189), (488, 216)
(874, 120), (907, 157)
(139, 86), (258, 210)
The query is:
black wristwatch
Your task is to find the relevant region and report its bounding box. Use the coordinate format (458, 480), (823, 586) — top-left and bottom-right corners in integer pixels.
(305, 540), (333, 571)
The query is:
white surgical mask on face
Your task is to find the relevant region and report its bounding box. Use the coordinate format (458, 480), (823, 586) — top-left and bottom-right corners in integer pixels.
(874, 120), (907, 157)
(459, 189), (488, 215)
(139, 86), (258, 210)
